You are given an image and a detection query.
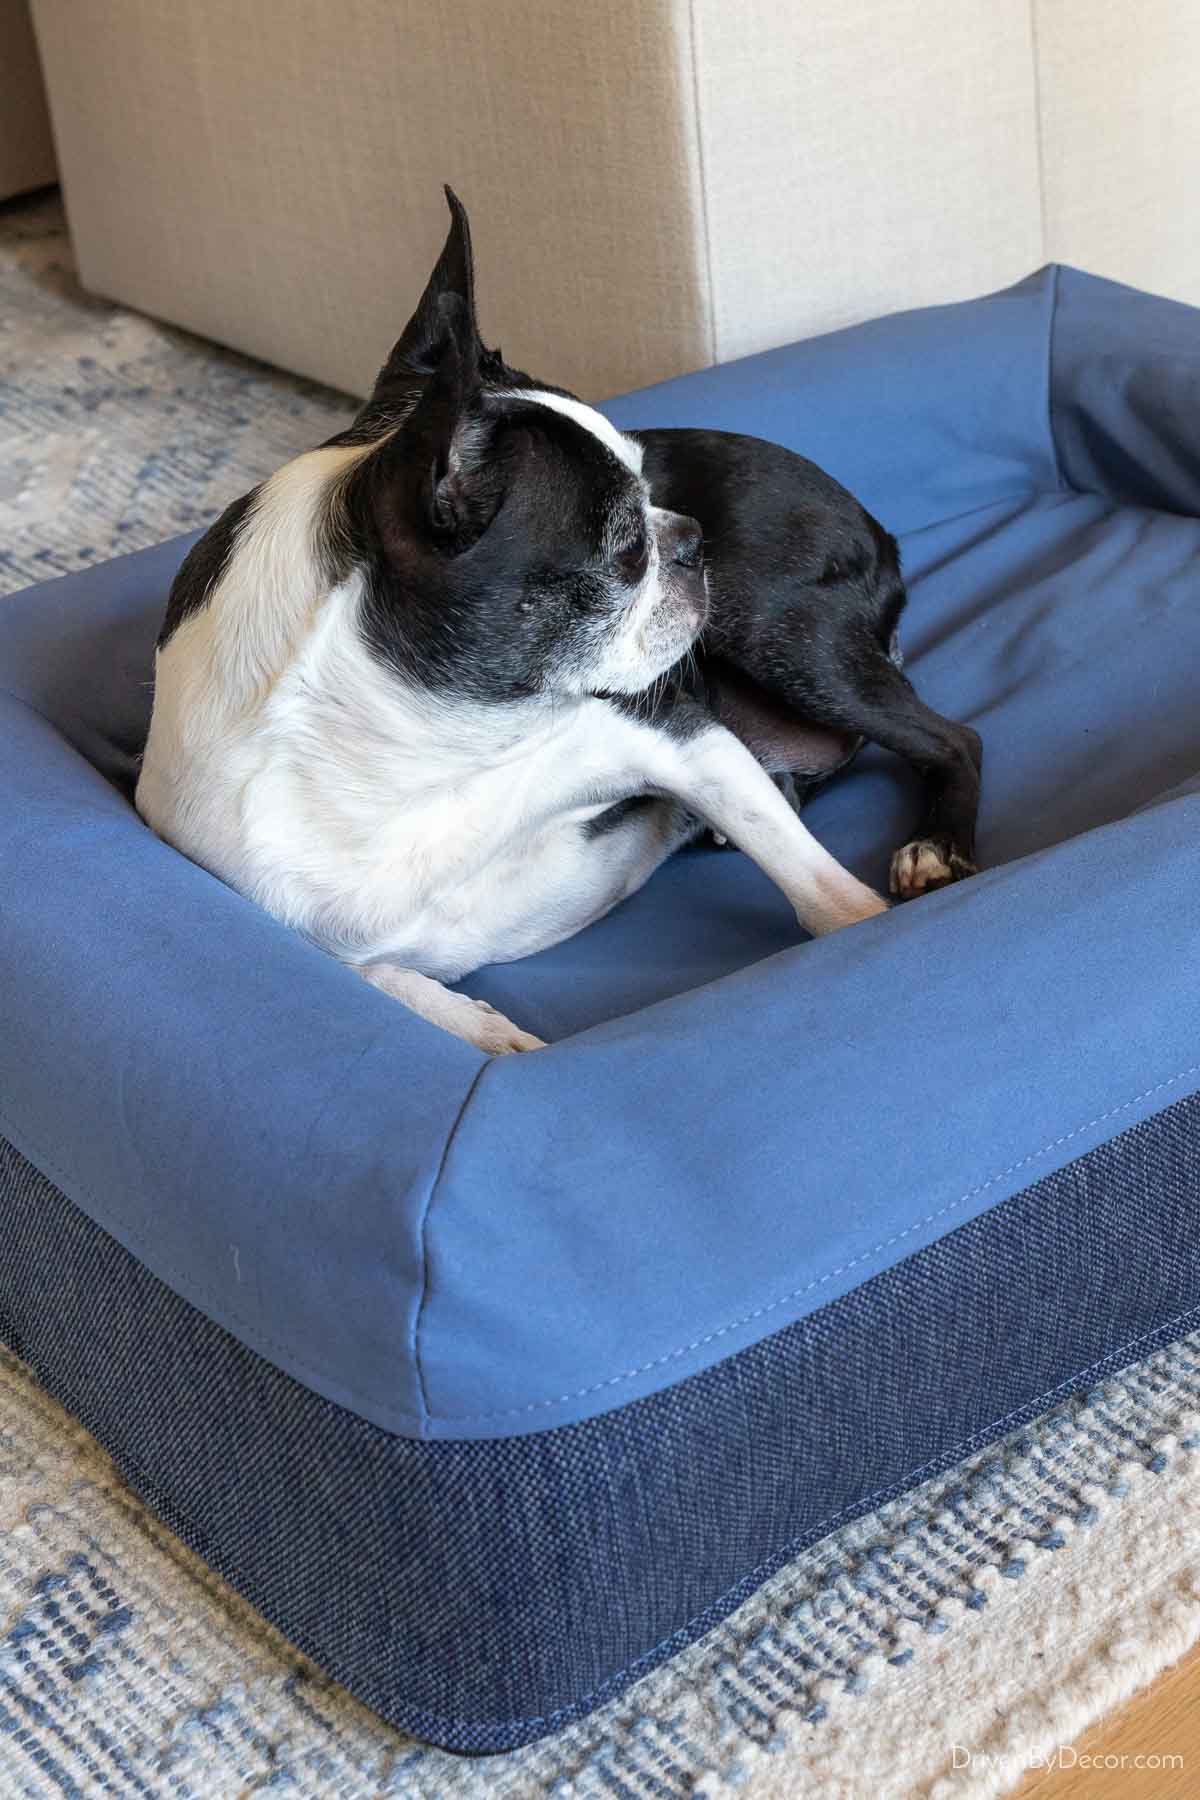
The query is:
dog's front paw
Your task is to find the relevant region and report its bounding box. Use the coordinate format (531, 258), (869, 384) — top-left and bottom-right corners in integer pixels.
(470, 999), (545, 1055)
(889, 838), (977, 899)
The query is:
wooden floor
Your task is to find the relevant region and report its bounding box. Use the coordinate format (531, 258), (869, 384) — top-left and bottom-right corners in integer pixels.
(1015, 1638), (1200, 1798)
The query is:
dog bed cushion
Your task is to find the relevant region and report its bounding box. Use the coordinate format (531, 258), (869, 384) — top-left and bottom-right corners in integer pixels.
(3, 265), (1200, 1751)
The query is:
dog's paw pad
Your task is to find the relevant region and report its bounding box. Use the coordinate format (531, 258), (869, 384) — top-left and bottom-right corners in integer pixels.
(471, 999), (545, 1055)
(889, 840), (976, 899)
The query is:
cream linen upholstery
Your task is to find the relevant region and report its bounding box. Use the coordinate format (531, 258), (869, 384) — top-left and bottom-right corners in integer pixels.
(29, 0), (712, 400)
(689, 0), (1043, 362)
(27, 0), (1200, 400)
(1036, 2), (1200, 308)
(0, 0), (55, 201)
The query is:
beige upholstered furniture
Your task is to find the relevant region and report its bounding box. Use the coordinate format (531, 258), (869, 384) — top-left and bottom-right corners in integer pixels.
(0, 0), (55, 201)
(28, 0), (1200, 401)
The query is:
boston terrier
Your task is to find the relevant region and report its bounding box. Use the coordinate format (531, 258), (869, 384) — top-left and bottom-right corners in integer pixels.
(136, 189), (981, 1053)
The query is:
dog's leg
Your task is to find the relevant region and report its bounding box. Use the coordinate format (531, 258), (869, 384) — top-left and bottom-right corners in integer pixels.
(649, 724), (888, 935)
(825, 657), (981, 899)
(734, 648), (981, 901)
(880, 694), (982, 900)
(355, 963), (544, 1053)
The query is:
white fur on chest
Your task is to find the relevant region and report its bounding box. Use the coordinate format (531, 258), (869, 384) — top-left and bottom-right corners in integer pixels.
(139, 548), (675, 981)
(251, 600), (669, 975)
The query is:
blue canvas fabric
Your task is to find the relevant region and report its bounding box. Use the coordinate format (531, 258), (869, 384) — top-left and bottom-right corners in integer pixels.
(3, 265), (1200, 1445)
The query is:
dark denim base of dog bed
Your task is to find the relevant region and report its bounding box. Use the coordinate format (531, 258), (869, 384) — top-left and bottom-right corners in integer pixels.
(4, 1094), (1199, 1753)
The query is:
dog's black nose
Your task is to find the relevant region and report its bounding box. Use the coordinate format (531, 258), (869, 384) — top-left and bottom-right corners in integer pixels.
(666, 514), (703, 569)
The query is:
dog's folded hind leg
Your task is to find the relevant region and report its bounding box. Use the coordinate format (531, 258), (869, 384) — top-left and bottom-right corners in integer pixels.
(830, 658), (982, 900)
(736, 644), (982, 903)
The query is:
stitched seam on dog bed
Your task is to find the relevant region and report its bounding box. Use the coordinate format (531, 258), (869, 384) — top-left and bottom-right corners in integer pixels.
(491, 1295), (1200, 1733)
(5, 1031), (1198, 1437)
(425, 1061), (1200, 1424)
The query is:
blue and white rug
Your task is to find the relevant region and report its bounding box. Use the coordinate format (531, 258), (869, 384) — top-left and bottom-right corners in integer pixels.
(3, 1337), (1200, 1798)
(0, 189), (354, 597)
(3, 190), (1200, 1798)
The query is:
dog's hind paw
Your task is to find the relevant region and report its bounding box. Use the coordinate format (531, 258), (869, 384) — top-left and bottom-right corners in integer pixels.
(889, 838), (976, 899)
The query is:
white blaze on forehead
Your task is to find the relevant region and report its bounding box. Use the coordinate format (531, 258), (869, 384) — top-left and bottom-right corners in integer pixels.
(502, 389), (645, 477)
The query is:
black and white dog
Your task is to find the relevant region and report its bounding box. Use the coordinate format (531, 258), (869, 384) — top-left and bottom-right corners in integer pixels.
(137, 190), (981, 1053)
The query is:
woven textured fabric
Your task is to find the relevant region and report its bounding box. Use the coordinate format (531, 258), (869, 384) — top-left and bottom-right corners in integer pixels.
(5, 1339), (1200, 1794)
(4, 1091), (1200, 1752)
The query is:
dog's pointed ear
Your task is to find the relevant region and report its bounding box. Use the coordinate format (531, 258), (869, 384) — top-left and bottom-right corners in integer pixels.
(380, 186), (483, 388)
(422, 299), (493, 548)
(378, 293), (505, 553)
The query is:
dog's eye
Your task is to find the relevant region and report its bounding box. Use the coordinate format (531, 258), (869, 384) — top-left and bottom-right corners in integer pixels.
(614, 530), (648, 582)
(821, 558), (842, 583)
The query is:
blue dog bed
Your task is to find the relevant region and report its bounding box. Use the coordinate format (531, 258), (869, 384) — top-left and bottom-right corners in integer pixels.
(3, 266), (1200, 1752)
